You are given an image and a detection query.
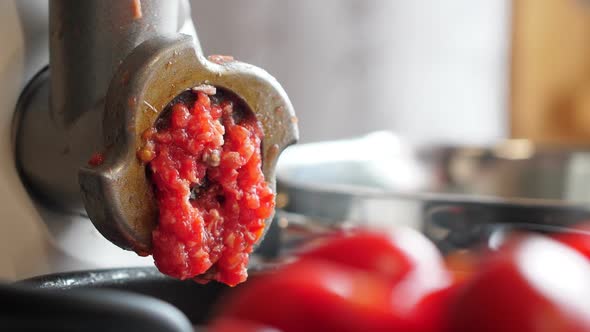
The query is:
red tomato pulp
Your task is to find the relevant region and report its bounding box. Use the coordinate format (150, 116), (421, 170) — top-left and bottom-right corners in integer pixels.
(139, 88), (274, 286)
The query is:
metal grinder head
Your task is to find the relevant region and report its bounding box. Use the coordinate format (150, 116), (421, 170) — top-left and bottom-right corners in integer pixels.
(79, 34), (298, 254)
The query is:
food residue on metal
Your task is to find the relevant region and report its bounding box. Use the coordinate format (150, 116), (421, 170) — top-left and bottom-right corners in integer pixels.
(121, 70), (130, 85)
(265, 144), (280, 166)
(88, 152), (105, 166)
(143, 100), (158, 113)
(128, 96), (137, 108)
(132, 0), (143, 20)
(137, 146), (155, 163)
(192, 84), (217, 96)
(208, 55), (235, 65)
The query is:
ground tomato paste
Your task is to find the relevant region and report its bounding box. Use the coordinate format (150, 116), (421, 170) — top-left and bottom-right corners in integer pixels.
(138, 87), (274, 286)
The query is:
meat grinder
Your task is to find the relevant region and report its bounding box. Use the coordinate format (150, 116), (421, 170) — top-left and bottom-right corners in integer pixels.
(4, 0), (297, 280)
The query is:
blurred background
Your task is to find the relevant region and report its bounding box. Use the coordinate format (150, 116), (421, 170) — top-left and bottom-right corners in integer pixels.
(192, 0), (511, 145)
(17, 0), (590, 146)
(192, 0), (590, 147)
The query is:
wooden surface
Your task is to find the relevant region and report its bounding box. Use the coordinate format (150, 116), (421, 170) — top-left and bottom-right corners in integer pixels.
(511, 0), (590, 145)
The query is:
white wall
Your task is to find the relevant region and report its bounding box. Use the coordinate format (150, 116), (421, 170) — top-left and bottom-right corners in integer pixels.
(191, 0), (512, 145)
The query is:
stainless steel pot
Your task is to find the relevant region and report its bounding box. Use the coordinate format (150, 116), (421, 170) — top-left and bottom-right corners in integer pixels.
(275, 133), (590, 254)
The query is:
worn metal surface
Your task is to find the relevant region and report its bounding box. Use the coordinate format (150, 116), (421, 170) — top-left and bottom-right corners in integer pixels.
(14, 0), (297, 258)
(79, 34), (298, 253)
(15, 0), (196, 213)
